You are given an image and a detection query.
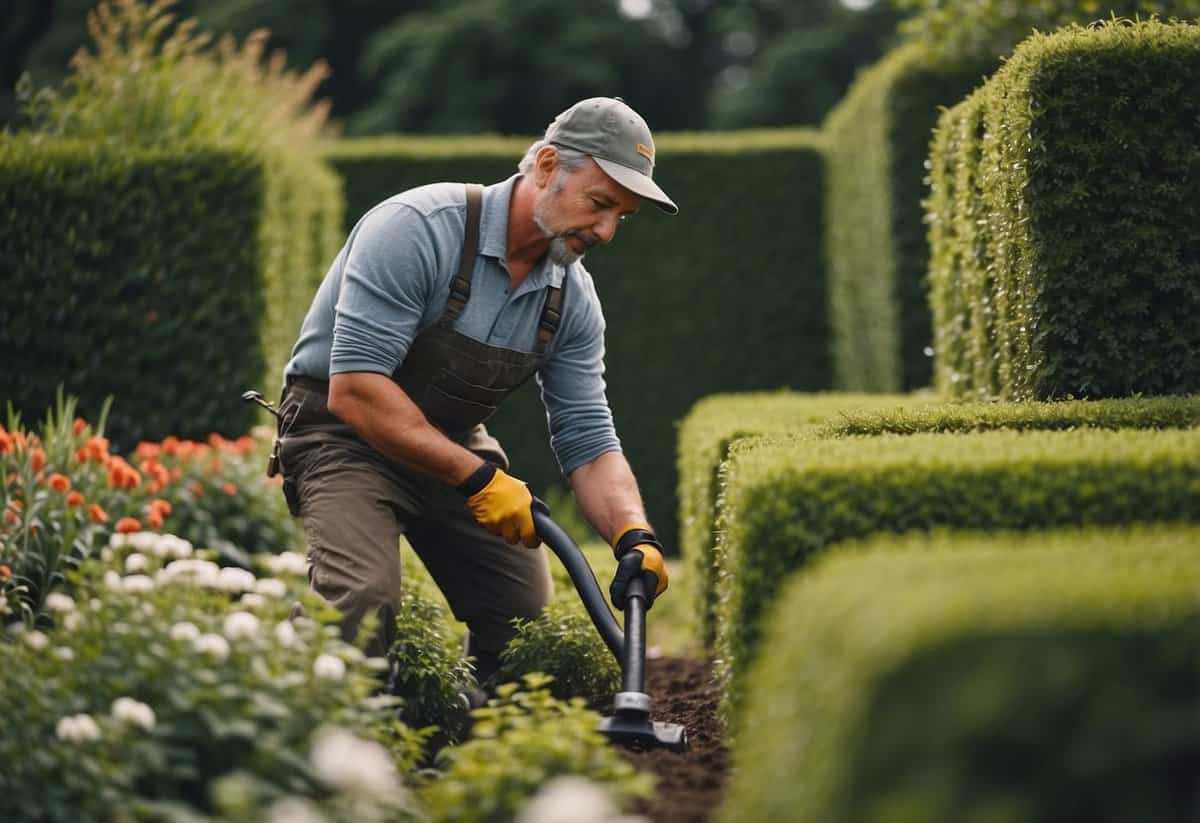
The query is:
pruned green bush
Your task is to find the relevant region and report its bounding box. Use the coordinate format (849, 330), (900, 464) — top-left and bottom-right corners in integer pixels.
(927, 20), (1200, 399)
(714, 426), (1200, 721)
(323, 129), (829, 552)
(676, 391), (920, 648)
(1, 0), (343, 443)
(421, 674), (652, 823)
(723, 524), (1200, 823)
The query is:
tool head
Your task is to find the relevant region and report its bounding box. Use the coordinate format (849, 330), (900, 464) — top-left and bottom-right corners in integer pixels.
(597, 713), (688, 753)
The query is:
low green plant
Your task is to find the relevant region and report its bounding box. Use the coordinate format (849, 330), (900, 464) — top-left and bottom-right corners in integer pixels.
(421, 674), (652, 823)
(498, 598), (621, 707)
(0, 536), (426, 821)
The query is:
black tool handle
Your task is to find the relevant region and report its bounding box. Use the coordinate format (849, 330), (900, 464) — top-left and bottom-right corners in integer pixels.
(531, 498), (625, 661)
(622, 577), (647, 694)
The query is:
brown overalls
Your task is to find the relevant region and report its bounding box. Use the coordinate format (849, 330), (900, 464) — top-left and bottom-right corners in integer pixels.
(277, 185), (564, 673)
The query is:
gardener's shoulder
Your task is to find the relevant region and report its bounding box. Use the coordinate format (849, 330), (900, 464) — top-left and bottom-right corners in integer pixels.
(373, 182), (469, 222)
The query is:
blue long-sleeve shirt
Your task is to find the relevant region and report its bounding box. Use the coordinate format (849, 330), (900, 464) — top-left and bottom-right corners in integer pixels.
(283, 174), (621, 476)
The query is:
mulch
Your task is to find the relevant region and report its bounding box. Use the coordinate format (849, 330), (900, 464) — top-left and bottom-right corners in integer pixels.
(620, 656), (729, 823)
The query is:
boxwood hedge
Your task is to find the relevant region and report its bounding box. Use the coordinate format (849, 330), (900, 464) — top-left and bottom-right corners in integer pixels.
(927, 20), (1200, 400)
(0, 135), (342, 445)
(714, 425), (1200, 721)
(323, 131), (829, 551)
(723, 525), (1200, 823)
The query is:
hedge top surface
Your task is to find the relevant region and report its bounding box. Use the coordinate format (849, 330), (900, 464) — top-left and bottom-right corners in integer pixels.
(817, 396), (1200, 437)
(725, 523), (1200, 823)
(321, 128), (824, 159)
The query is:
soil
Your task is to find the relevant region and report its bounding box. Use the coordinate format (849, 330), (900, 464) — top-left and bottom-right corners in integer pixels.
(620, 657), (729, 823)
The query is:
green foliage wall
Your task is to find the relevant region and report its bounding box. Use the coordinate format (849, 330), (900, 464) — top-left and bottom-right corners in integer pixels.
(927, 21), (1200, 399)
(0, 136), (342, 445)
(723, 525), (1200, 823)
(824, 43), (990, 392)
(323, 131), (830, 551)
(706, 397), (1200, 721)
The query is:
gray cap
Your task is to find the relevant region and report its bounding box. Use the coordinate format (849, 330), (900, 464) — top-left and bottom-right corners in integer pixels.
(544, 97), (677, 215)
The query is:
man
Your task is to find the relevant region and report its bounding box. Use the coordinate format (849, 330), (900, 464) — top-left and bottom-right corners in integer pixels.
(275, 97), (678, 682)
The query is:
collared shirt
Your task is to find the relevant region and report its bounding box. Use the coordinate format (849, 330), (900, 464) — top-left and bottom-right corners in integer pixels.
(284, 174), (620, 475)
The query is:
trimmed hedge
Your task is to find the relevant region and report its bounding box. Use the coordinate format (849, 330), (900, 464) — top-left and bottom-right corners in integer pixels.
(824, 42), (991, 392)
(676, 391), (919, 647)
(714, 425), (1200, 720)
(0, 135), (342, 445)
(324, 131), (830, 551)
(927, 20), (1200, 399)
(723, 524), (1200, 823)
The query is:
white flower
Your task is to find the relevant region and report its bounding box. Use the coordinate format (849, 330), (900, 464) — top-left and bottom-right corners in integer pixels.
(223, 611), (260, 641)
(63, 611), (81, 631)
(240, 593), (267, 610)
(254, 578), (288, 598)
(516, 776), (640, 823)
(275, 620), (298, 648)
(121, 574), (155, 594)
(313, 654), (345, 681)
(161, 534), (194, 558)
(170, 621), (200, 642)
(128, 531), (159, 554)
(55, 713), (101, 743)
(45, 592), (76, 613)
(108, 534), (127, 550)
(158, 559), (220, 588)
(54, 647), (75, 662)
(267, 798), (328, 823)
(104, 570), (123, 591)
(89, 598), (102, 611)
(125, 553), (147, 573)
(194, 633), (230, 661)
(266, 551), (308, 577)
(24, 630), (49, 650)
(217, 567), (257, 593)
(309, 726), (401, 794)
(0, 599), (10, 617)
(111, 697), (156, 731)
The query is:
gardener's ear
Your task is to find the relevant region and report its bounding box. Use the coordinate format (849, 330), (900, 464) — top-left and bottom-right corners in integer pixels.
(533, 145), (559, 188)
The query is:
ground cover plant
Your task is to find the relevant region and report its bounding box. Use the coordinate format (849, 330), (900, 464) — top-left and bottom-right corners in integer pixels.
(725, 524), (1200, 823)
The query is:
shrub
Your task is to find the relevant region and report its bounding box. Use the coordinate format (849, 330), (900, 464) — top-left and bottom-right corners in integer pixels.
(2, 0), (343, 442)
(714, 426), (1200, 722)
(421, 674), (653, 823)
(927, 20), (1200, 399)
(0, 537), (426, 822)
(723, 524), (1200, 823)
(499, 597), (621, 708)
(676, 391), (919, 648)
(323, 129), (829, 552)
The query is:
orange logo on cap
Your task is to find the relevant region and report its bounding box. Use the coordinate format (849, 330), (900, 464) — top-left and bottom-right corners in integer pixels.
(636, 143), (655, 163)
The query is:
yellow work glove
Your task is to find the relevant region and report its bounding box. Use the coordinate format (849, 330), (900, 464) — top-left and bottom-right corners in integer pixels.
(609, 523), (669, 610)
(457, 461), (539, 548)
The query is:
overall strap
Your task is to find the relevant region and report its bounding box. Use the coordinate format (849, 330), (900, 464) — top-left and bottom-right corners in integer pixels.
(444, 183), (484, 321)
(534, 277), (566, 355)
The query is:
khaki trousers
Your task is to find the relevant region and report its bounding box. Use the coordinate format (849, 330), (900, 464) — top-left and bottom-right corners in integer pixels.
(279, 392), (553, 671)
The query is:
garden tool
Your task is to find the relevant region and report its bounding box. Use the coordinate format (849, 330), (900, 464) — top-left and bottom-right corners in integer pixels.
(531, 498), (688, 753)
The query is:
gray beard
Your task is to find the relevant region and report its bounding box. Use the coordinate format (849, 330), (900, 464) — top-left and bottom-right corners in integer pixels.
(533, 201), (585, 267)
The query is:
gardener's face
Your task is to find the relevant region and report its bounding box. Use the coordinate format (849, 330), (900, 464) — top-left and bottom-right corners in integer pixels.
(534, 155), (640, 266)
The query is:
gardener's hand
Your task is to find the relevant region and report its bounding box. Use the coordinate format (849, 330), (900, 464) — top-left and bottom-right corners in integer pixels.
(609, 524), (668, 610)
(458, 461), (539, 548)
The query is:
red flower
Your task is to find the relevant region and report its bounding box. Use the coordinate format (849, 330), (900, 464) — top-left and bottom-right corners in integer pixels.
(135, 442), (161, 460)
(146, 510), (164, 530)
(88, 504), (109, 524)
(84, 436), (110, 463)
(11, 431), (26, 450)
(190, 481), (204, 497)
(66, 491), (85, 507)
(73, 417), (88, 437)
(115, 517), (141, 534)
(223, 481), (237, 497)
(31, 448), (46, 473)
(162, 436), (181, 456)
(149, 499), (173, 517)
(107, 457), (141, 491)
(0, 430), (11, 455)
(0, 564), (10, 579)
(4, 511), (16, 526)
(48, 473), (71, 493)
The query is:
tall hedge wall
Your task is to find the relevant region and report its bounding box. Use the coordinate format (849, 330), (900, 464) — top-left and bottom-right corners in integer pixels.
(927, 20), (1200, 399)
(0, 136), (343, 445)
(714, 421), (1200, 721)
(323, 131), (829, 551)
(824, 42), (991, 392)
(723, 525), (1200, 823)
